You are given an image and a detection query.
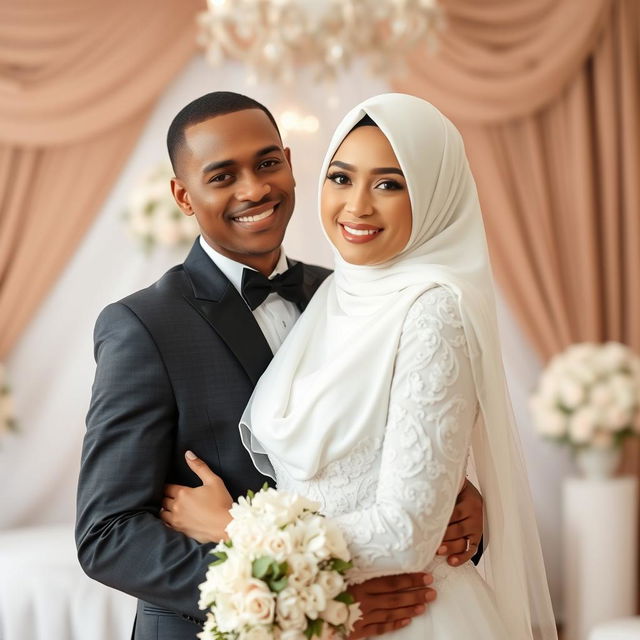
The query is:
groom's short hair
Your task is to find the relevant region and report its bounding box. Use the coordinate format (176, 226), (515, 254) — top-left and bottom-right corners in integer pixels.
(167, 91), (281, 174)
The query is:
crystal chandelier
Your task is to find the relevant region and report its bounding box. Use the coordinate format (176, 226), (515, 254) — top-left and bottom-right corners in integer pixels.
(197, 0), (442, 84)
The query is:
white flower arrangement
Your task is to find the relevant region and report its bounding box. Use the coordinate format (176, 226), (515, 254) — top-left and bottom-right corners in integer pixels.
(198, 486), (362, 640)
(530, 342), (640, 449)
(0, 363), (17, 437)
(124, 163), (198, 252)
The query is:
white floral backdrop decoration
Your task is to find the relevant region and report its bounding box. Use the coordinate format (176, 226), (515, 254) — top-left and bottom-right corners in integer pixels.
(124, 163), (199, 253)
(530, 342), (640, 450)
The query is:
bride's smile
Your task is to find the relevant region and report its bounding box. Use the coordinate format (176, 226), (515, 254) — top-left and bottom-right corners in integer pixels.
(321, 123), (413, 265)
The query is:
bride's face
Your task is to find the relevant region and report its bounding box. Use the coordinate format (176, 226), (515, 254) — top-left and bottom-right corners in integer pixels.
(321, 125), (412, 265)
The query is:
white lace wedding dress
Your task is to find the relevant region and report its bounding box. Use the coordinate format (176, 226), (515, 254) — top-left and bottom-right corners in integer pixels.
(248, 286), (510, 638)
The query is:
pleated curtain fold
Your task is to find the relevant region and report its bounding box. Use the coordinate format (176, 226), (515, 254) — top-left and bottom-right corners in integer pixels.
(394, 0), (639, 361)
(0, 0), (202, 358)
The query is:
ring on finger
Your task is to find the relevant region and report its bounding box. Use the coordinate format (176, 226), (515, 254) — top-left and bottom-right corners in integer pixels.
(464, 536), (471, 553)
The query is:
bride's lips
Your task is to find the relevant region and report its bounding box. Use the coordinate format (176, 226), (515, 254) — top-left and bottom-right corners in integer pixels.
(339, 221), (383, 244)
(230, 201), (281, 231)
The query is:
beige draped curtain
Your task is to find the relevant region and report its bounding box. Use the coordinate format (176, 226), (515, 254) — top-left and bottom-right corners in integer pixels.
(0, 0), (202, 358)
(393, 0), (639, 359)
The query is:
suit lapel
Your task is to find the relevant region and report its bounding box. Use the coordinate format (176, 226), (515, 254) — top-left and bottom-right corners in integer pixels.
(182, 241), (273, 386)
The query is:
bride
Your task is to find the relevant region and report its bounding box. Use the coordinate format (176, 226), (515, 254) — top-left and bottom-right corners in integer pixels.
(164, 93), (557, 639)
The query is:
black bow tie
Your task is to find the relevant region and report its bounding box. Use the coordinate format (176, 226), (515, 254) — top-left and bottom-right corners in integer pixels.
(241, 262), (306, 311)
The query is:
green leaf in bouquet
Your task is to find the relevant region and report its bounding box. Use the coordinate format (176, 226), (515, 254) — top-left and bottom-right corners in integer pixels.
(224, 540), (233, 548)
(304, 618), (324, 639)
(262, 482), (270, 491)
(252, 556), (274, 579)
(268, 575), (289, 592)
(210, 551), (228, 566)
(334, 591), (355, 605)
(329, 558), (352, 573)
(247, 489), (255, 501)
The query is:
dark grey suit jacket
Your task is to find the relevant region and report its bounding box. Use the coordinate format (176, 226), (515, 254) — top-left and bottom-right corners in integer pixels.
(76, 239), (331, 640)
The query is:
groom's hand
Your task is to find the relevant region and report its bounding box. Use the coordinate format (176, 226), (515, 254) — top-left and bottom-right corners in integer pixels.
(160, 451), (233, 543)
(436, 479), (483, 566)
(348, 573), (436, 639)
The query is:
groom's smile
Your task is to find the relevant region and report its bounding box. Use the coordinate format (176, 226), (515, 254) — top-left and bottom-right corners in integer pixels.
(170, 108), (296, 275)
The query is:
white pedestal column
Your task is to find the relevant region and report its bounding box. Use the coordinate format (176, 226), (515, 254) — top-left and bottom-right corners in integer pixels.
(563, 476), (638, 640)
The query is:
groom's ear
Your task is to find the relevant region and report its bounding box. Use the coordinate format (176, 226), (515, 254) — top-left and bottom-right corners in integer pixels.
(283, 147), (295, 187)
(171, 177), (195, 217)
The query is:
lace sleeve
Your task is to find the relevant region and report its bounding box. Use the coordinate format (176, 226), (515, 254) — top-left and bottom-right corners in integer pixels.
(331, 286), (477, 583)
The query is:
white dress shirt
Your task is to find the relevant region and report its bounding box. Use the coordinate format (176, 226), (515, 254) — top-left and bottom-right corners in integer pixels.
(199, 236), (301, 354)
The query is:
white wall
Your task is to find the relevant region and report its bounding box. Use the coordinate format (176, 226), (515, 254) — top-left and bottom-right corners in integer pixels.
(0, 55), (570, 615)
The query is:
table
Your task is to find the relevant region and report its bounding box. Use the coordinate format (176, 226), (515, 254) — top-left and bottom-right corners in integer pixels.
(0, 525), (136, 640)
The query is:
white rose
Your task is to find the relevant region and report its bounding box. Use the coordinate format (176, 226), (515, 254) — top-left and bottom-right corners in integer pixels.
(300, 515), (340, 561)
(147, 179), (172, 201)
(566, 343), (599, 362)
(213, 592), (244, 632)
(251, 489), (294, 526)
(315, 571), (345, 600)
(299, 583), (327, 620)
(227, 519), (269, 557)
(323, 519), (351, 562)
(600, 342), (629, 373)
(129, 207), (153, 236)
(603, 406), (632, 431)
(242, 579), (276, 626)
(252, 490), (319, 527)
(537, 373), (560, 404)
(610, 374), (637, 410)
(153, 209), (183, 247)
(209, 550), (252, 594)
(557, 378), (585, 410)
(568, 406), (598, 444)
(276, 587), (307, 631)
(198, 612), (219, 640)
(590, 382), (615, 408)
(321, 600), (349, 626)
(239, 625), (275, 640)
(262, 529), (294, 562)
(287, 553), (319, 590)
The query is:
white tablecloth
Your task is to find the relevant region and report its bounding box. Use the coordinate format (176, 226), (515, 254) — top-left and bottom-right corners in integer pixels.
(0, 525), (136, 640)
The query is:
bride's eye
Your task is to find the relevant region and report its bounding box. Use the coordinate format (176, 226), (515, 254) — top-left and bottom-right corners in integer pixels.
(326, 172), (350, 186)
(376, 179), (403, 190)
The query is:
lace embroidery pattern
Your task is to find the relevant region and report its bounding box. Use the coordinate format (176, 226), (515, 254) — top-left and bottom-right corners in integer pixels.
(273, 287), (477, 583)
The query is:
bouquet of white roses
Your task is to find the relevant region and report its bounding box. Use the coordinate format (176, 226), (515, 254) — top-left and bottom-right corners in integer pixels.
(124, 162), (198, 252)
(198, 486), (361, 640)
(530, 342), (640, 449)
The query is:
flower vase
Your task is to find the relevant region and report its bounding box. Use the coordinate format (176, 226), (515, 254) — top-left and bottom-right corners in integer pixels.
(575, 447), (622, 479)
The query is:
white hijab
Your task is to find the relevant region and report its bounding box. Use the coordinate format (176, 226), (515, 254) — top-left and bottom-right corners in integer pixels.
(241, 93), (557, 639)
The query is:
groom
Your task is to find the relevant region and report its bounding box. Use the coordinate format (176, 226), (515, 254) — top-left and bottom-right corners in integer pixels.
(76, 92), (484, 640)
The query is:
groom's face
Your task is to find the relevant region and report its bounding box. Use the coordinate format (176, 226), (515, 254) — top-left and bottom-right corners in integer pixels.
(171, 109), (295, 269)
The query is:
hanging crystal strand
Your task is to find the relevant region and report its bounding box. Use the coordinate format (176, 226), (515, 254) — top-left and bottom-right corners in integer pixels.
(196, 0), (442, 85)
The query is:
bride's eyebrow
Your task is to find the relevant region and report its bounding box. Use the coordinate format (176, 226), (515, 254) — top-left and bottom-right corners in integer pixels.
(328, 160), (404, 177)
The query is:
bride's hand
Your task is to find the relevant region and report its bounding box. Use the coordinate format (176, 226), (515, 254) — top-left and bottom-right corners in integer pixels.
(436, 479), (484, 566)
(160, 451), (233, 544)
